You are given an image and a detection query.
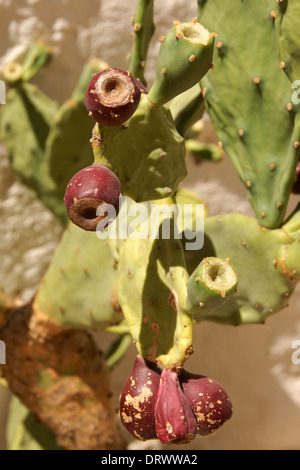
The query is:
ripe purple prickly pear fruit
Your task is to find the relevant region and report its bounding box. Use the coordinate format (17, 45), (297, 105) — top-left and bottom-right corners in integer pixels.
(119, 355), (161, 441)
(154, 368), (197, 445)
(180, 369), (233, 436)
(292, 159), (300, 194)
(85, 68), (144, 127)
(64, 163), (122, 232)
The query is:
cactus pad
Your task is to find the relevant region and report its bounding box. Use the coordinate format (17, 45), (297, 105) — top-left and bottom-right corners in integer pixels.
(275, 0), (300, 85)
(91, 93), (186, 202)
(198, 0), (300, 229)
(34, 223), (123, 330)
(117, 203), (193, 370)
(148, 20), (215, 107)
(184, 210), (300, 325)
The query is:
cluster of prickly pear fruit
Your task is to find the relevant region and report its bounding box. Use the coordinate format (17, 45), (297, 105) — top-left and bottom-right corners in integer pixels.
(119, 356), (232, 445)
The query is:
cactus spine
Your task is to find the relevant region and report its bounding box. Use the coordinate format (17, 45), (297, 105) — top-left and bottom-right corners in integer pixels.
(148, 20), (215, 107)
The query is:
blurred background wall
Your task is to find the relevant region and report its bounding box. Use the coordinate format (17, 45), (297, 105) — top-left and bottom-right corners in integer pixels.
(0, 0), (299, 450)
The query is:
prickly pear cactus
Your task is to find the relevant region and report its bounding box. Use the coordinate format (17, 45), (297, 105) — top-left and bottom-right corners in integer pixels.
(198, 0), (300, 229)
(2, 0), (300, 451)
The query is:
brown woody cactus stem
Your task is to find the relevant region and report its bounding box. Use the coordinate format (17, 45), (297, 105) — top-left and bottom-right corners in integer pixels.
(0, 303), (125, 450)
(0, 288), (14, 330)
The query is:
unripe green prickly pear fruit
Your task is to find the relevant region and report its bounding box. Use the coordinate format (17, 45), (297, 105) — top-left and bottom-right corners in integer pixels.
(183, 209), (300, 325)
(186, 257), (238, 314)
(148, 20), (215, 107)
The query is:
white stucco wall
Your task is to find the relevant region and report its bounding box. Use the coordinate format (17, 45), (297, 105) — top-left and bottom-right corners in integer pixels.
(0, 0), (300, 451)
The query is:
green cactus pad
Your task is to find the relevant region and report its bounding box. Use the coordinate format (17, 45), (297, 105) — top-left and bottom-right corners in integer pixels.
(0, 82), (69, 225)
(275, 0), (300, 85)
(198, 0), (300, 229)
(117, 203), (193, 370)
(1, 42), (52, 87)
(169, 83), (205, 138)
(148, 20), (215, 107)
(284, 239), (300, 280)
(91, 93), (186, 202)
(185, 139), (224, 163)
(183, 210), (300, 325)
(21, 41), (53, 82)
(45, 100), (94, 200)
(279, 203), (300, 279)
(34, 223), (123, 330)
(6, 395), (61, 450)
(186, 257), (237, 315)
(128, 0), (155, 86)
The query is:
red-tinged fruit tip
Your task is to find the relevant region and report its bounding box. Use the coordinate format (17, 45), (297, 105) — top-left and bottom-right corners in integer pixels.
(154, 369), (197, 445)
